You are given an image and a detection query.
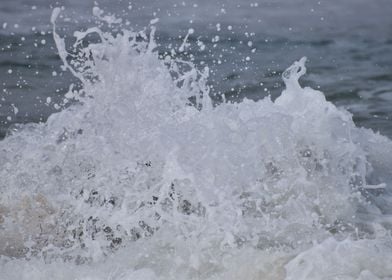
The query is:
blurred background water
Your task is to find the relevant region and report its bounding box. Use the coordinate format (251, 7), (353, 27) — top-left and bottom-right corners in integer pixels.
(1, 0), (392, 138)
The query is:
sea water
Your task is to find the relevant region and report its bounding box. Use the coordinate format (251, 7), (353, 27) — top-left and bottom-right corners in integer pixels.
(1, 0), (392, 138)
(1, 2), (392, 280)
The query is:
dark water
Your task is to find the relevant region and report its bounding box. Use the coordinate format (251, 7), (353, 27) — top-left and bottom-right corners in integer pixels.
(1, 0), (392, 138)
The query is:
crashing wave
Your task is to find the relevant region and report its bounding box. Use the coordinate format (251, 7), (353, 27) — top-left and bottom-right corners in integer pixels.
(1, 7), (392, 280)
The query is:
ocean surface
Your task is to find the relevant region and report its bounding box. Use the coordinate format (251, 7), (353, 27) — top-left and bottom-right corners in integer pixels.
(1, 0), (392, 279)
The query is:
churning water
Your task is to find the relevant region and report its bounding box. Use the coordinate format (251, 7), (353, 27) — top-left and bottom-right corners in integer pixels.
(1, 2), (392, 280)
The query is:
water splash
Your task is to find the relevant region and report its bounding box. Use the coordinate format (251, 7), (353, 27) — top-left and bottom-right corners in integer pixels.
(1, 7), (392, 280)
(282, 56), (307, 91)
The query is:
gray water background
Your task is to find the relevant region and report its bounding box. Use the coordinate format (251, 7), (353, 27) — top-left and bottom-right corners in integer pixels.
(1, 0), (392, 138)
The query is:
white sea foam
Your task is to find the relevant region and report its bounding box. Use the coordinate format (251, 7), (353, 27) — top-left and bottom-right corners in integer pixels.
(1, 8), (392, 280)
